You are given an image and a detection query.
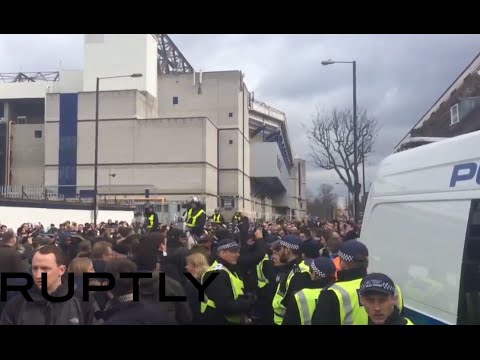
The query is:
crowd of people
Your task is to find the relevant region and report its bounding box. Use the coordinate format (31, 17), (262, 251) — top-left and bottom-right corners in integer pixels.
(0, 210), (412, 325)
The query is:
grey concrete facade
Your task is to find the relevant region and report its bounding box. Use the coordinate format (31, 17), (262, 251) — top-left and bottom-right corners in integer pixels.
(1, 37), (307, 221)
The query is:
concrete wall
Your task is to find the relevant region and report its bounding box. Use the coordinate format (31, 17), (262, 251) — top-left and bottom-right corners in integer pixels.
(290, 161), (299, 214)
(0, 205), (133, 232)
(46, 91), (142, 122)
(10, 124), (44, 185)
(44, 110), (217, 198)
(136, 91), (158, 119)
(288, 158), (307, 219)
(55, 70), (84, 93)
(250, 142), (290, 190)
(157, 71), (243, 127)
(0, 70), (83, 101)
(83, 34), (158, 97)
(157, 71), (251, 211)
(80, 91), (139, 121)
(0, 82), (49, 100)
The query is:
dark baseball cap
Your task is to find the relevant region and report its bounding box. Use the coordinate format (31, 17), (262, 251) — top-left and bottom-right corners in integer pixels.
(307, 257), (336, 278)
(216, 239), (240, 253)
(359, 273), (396, 296)
(338, 239), (368, 262)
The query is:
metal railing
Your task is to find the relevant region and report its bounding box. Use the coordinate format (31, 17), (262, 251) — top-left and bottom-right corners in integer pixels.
(0, 185), (135, 207)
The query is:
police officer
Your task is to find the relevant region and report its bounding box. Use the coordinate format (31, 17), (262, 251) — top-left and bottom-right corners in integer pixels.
(272, 235), (312, 325)
(212, 208), (225, 226)
(232, 211), (242, 225)
(200, 239), (255, 325)
(144, 204), (159, 234)
(311, 240), (404, 325)
(185, 197), (206, 237)
(283, 257), (337, 325)
(359, 273), (413, 325)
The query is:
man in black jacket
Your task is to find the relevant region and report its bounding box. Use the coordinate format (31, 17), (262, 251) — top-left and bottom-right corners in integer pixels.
(0, 245), (98, 325)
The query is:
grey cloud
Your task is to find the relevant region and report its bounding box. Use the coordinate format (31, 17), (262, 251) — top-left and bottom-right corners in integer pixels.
(2, 34), (480, 198)
(0, 34), (83, 73)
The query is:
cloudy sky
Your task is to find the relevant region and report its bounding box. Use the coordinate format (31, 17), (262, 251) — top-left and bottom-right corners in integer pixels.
(1, 34), (480, 199)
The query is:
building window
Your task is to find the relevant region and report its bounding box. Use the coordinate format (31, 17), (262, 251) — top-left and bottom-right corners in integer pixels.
(451, 103), (459, 125)
(34, 130), (42, 138)
(229, 112), (233, 117)
(173, 96), (179, 105)
(229, 140), (233, 144)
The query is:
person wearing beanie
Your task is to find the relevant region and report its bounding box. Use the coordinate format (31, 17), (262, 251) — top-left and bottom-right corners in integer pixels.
(271, 235), (312, 325)
(283, 257), (337, 325)
(359, 273), (413, 325)
(200, 238), (255, 325)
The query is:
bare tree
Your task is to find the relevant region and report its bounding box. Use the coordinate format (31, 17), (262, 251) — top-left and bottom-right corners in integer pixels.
(307, 106), (379, 217)
(318, 184), (337, 207)
(307, 184), (338, 220)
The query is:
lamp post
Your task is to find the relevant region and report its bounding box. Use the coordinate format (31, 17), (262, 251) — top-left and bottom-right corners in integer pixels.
(362, 134), (366, 210)
(321, 59), (359, 221)
(93, 73), (143, 227)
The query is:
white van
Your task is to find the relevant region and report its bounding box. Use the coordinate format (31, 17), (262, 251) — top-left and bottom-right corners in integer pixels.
(361, 130), (480, 325)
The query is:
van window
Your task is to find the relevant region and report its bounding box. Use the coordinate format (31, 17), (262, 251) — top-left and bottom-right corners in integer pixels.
(458, 199), (480, 325)
(364, 200), (471, 324)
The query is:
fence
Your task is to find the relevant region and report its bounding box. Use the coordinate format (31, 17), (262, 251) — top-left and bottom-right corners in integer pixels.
(0, 185), (135, 207)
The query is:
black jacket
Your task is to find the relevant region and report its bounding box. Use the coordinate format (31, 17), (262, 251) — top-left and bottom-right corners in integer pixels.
(201, 257), (254, 325)
(311, 267), (367, 325)
(236, 238), (267, 293)
(0, 284), (99, 325)
(139, 271), (193, 325)
(101, 300), (176, 325)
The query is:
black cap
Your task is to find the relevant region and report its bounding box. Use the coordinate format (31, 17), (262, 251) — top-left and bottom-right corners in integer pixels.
(307, 257), (336, 278)
(216, 239), (240, 252)
(338, 239), (368, 262)
(359, 273), (396, 296)
(279, 235), (302, 251)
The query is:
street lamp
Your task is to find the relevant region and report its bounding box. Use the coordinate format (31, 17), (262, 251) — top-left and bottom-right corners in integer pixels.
(93, 73), (143, 226)
(362, 134), (366, 210)
(322, 59), (359, 221)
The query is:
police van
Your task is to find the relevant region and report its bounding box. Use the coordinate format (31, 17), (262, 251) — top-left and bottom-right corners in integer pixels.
(361, 130), (480, 325)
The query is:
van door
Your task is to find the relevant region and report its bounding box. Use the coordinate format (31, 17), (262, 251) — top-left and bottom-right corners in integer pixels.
(458, 199), (480, 325)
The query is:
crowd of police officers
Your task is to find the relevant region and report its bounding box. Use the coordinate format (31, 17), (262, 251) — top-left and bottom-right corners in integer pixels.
(143, 197), (413, 325)
(0, 197), (413, 325)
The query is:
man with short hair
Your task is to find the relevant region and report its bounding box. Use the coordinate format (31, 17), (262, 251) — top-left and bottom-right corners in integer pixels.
(359, 273), (413, 325)
(0, 245), (98, 325)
